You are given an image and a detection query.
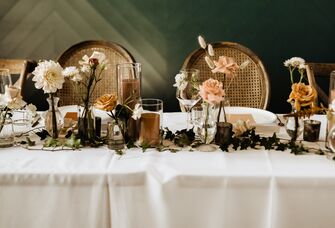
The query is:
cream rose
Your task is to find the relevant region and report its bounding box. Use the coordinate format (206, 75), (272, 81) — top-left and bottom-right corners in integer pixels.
(199, 78), (225, 105)
(94, 94), (117, 111)
(287, 83), (317, 111)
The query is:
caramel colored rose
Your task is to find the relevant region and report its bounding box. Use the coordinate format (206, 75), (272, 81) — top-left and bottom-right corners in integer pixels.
(94, 94), (117, 111)
(287, 83), (317, 111)
(199, 78), (225, 105)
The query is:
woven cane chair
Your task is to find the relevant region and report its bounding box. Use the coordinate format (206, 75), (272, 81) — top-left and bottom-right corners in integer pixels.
(306, 62), (335, 105)
(57, 40), (135, 106)
(182, 42), (270, 109)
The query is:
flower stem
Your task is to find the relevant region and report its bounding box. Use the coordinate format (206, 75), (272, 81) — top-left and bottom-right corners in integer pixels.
(205, 103), (209, 143)
(50, 93), (58, 139)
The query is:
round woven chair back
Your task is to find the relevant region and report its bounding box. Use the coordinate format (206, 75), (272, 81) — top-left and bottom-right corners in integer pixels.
(182, 42), (270, 110)
(57, 40), (135, 106)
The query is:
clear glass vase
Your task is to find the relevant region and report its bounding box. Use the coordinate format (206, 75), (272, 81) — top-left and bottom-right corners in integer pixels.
(195, 103), (218, 144)
(78, 104), (96, 144)
(45, 96), (63, 138)
(285, 115), (303, 141)
(0, 116), (14, 147)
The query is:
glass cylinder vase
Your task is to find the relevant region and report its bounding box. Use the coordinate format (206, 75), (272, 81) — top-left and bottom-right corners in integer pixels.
(78, 104), (96, 145)
(117, 63), (142, 141)
(45, 96), (63, 138)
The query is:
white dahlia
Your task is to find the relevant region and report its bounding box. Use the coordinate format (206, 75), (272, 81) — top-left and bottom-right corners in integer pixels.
(32, 60), (65, 94)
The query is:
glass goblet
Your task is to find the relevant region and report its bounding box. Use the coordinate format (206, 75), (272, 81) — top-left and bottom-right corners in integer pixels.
(176, 69), (201, 130)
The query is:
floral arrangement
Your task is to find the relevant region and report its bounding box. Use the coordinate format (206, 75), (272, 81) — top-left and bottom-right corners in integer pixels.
(62, 51), (108, 144)
(197, 35), (249, 122)
(284, 57), (317, 112)
(94, 93), (143, 145)
(0, 85), (26, 132)
(32, 60), (65, 138)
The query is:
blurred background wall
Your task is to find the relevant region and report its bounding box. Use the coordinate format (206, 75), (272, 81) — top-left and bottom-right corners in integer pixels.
(0, 0), (334, 112)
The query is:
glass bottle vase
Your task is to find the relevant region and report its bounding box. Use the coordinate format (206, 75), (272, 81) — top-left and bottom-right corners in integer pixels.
(45, 96), (63, 138)
(78, 104), (96, 144)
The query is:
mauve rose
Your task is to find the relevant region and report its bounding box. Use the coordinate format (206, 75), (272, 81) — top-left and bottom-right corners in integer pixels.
(199, 78), (225, 105)
(94, 94), (117, 111)
(211, 56), (239, 77)
(287, 83), (317, 111)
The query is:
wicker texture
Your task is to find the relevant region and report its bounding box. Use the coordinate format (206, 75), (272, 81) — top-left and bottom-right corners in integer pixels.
(57, 40), (135, 106)
(306, 62), (335, 105)
(182, 42), (270, 109)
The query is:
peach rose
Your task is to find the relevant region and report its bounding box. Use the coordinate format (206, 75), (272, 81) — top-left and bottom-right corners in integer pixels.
(211, 56), (239, 77)
(287, 83), (317, 111)
(94, 94), (117, 111)
(199, 78), (225, 105)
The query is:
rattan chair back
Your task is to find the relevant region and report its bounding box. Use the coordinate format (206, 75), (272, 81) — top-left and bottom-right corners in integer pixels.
(182, 42), (270, 109)
(57, 40), (135, 106)
(306, 62), (335, 105)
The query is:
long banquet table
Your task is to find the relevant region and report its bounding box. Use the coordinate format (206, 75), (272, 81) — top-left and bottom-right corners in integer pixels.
(0, 113), (335, 228)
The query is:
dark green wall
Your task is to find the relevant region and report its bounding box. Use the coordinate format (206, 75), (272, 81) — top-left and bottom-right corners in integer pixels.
(1, 0), (334, 112)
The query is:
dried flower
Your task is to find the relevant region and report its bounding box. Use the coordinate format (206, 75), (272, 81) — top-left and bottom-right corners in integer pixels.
(198, 35), (207, 49)
(239, 60), (250, 69)
(32, 60), (65, 94)
(199, 78), (225, 105)
(212, 56), (239, 77)
(205, 56), (215, 69)
(94, 94), (117, 111)
(208, 44), (214, 56)
(287, 83), (317, 111)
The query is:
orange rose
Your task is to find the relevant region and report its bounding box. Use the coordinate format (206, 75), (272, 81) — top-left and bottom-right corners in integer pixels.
(287, 83), (317, 111)
(211, 56), (239, 77)
(94, 94), (117, 111)
(199, 78), (225, 105)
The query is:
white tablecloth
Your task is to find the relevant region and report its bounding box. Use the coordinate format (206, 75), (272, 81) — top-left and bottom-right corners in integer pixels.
(0, 113), (335, 228)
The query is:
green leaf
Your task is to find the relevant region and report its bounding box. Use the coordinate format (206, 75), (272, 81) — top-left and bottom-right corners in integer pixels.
(26, 137), (36, 146)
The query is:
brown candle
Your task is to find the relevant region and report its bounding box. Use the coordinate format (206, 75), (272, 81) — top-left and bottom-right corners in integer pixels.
(121, 79), (140, 109)
(139, 113), (160, 146)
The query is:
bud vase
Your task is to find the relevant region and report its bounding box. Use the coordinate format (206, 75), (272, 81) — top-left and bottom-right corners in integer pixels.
(45, 96), (63, 138)
(196, 103), (218, 144)
(78, 104), (96, 144)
